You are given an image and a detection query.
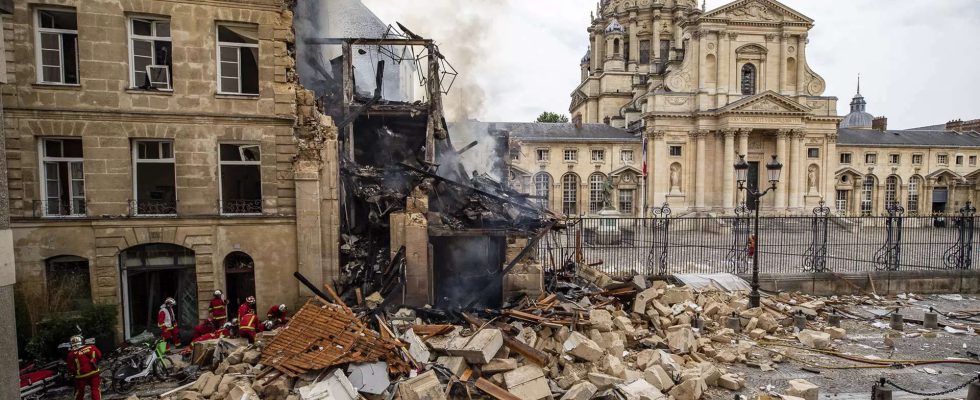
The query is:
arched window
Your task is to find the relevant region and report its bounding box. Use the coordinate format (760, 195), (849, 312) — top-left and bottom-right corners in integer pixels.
(613, 38), (620, 55)
(907, 176), (921, 214)
(46, 255), (91, 311)
(562, 174), (579, 215)
(860, 177), (875, 216)
(885, 176), (899, 209)
(533, 173), (551, 207)
(741, 63), (757, 95)
(589, 173), (607, 214)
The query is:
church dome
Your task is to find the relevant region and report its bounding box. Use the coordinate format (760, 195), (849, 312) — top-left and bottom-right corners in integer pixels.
(840, 78), (874, 129)
(605, 19), (624, 34)
(581, 49), (591, 64)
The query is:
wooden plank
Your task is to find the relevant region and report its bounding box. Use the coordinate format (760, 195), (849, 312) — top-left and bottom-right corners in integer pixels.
(475, 378), (521, 400)
(502, 335), (549, 367)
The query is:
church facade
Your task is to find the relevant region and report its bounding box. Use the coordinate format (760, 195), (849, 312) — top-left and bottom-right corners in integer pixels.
(536, 0), (980, 216)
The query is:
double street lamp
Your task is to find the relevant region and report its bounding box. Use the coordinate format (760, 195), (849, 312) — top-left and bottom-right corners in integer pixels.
(734, 154), (783, 308)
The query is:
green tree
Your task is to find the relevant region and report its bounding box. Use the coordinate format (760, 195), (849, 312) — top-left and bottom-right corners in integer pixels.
(535, 112), (569, 123)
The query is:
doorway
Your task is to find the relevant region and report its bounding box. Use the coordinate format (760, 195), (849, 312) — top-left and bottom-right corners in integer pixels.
(932, 187), (948, 227)
(224, 251), (256, 319)
(747, 161), (760, 210)
(430, 236), (505, 309)
(120, 244), (197, 340)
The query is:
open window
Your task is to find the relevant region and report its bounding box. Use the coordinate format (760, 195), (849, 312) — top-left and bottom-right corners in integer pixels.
(39, 138), (85, 216)
(35, 8), (79, 84)
(219, 143), (262, 214)
(133, 140), (176, 215)
(46, 255), (91, 311)
(217, 24), (259, 95)
(129, 17), (172, 90)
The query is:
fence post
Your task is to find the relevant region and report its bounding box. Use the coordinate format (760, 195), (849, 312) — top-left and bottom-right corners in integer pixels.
(647, 202), (671, 276)
(727, 202), (750, 274)
(945, 202), (976, 270)
(875, 204), (904, 271)
(803, 200), (830, 273)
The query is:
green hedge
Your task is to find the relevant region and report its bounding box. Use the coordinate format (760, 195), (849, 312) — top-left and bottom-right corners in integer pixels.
(24, 304), (118, 362)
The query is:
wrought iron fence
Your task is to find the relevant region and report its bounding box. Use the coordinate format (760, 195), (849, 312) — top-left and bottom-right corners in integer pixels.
(537, 202), (978, 278)
(219, 199), (262, 215)
(130, 199), (177, 216)
(32, 199), (87, 217)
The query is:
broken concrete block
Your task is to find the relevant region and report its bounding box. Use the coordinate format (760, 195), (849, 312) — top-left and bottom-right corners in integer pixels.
(447, 329), (503, 365)
(758, 313), (779, 332)
(560, 381), (597, 400)
(618, 379), (665, 400)
(748, 328), (766, 339)
(346, 362), (389, 395)
(633, 287), (658, 314)
(587, 372), (624, 389)
(796, 329), (831, 349)
(396, 370), (446, 400)
(639, 335), (665, 349)
(242, 349), (261, 365)
(483, 358), (518, 374)
(425, 326), (462, 352)
(718, 374), (744, 391)
(613, 316), (636, 335)
(225, 383), (260, 400)
(660, 288), (694, 305)
(562, 331), (604, 362)
(635, 349), (657, 370)
(200, 373), (224, 398)
(436, 356), (468, 378)
(642, 365), (674, 392)
(785, 378), (819, 400)
(668, 378), (704, 400)
(601, 354), (626, 378)
(823, 326), (846, 339)
(590, 309), (614, 331)
(714, 349), (737, 363)
(297, 369), (358, 400)
(402, 328), (433, 363)
(665, 325), (698, 354)
(503, 365), (552, 400)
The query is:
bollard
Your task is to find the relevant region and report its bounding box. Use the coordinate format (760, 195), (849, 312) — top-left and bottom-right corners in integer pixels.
(968, 378), (980, 400)
(923, 307), (939, 329)
(828, 310), (842, 328)
(726, 312), (741, 333)
(793, 311), (807, 331)
(890, 312), (904, 331)
(693, 313), (705, 330)
(874, 386), (893, 400)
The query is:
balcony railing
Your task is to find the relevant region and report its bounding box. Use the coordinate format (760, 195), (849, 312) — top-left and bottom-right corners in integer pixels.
(33, 199), (86, 218)
(220, 199), (262, 215)
(130, 199), (177, 216)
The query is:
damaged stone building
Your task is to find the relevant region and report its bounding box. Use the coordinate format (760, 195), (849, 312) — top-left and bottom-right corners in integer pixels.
(2, 0), (342, 340)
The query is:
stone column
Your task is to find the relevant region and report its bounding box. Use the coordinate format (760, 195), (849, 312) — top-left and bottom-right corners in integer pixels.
(717, 30), (730, 98)
(789, 131), (804, 211)
(737, 130), (749, 205)
(628, 16), (639, 70)
(693, 130), (708, 210)
(852, 177), (864, 216)
(825, 134), (838, 201)
(779, 32), (788, 94)
(775, 130), (790, 210)
(390, 187), (431, 306)
(294, 159), (324, 299)
(722, 130), (736, 210)
(652, 12), (661, 63)
(0, 97), (17, 400)
(797, 34), (807, 93)
(650, 130), (667, 207)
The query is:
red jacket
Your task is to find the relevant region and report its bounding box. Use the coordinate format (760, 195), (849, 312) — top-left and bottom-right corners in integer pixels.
(239, 312), (262, 333)
(266, 305), (288, 322)
(238, 303), (253, 321)
(67, 345), (102, 379)
(193, 320), (216, 339)
(158, 306), (176, 332)
(192, 329), (229, 343)
(209, 297), (227, 320)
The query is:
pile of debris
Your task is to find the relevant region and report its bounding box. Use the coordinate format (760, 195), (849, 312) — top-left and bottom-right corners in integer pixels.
(155, 267), (979, 400)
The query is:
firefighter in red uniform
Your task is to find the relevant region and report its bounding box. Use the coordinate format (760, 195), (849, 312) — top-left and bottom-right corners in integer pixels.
(192, 318), (216, 340)
(158, 297), (179, 348)
(238, 309), (262, 343)
(238, 296), (256, 321)
(208, 290), (227, 325)
(66, 335), (102, 400)
(266, 303), (290, 326)
(192, 322), (233, 343)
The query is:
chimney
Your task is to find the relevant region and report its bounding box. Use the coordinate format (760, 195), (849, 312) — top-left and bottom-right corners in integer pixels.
(572, 113), (583, 129)
(946, 119), (964, 132)
(872, 116), (887, 131)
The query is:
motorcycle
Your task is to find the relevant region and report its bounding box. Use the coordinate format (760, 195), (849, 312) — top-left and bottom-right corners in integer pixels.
(104, 335), (174, 394)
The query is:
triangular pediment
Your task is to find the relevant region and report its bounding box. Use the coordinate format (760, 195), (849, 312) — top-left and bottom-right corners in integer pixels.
(717, 91), (811, 114)
(509, 165), (531, 177)
(703, 0), (813, 24)
(611, 165), (642, 177)
(835, 167), (864, 178)
(926, 168), (965, 182)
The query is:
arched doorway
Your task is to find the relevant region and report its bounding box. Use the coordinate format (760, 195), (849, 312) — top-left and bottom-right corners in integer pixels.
(119, 244), (196, 339)
(224, 251), (255, 319)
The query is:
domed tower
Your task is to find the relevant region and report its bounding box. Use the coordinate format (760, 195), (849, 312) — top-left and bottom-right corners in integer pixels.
(603, 18), (625, 72)
(580, 49), (591, 82)
(840, 77), (874, 129)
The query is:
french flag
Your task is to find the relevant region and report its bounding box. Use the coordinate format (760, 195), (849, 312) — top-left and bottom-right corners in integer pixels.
(642, 138), (648, 177)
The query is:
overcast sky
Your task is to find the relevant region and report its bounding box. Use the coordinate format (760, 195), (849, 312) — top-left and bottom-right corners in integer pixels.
(362, 0), (980, 129)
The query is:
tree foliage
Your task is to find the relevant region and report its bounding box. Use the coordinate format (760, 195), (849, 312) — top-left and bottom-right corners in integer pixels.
(535, 112), (569, 123)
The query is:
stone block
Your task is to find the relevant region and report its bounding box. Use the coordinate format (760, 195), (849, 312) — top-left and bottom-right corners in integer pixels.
(447, 329), (503, 365)
(666, 325), (697, 354)
(559, 381), (597, 400)
(718, 374), (744, 391)
(785, 378), (819, 400)
(642, 365), (674, 392)
(483, 358), (518, 374)
(401, 328), (432, 363)
(503, 365), (552, 400)
(660, 288), (693, 305)
(668, 378), (704, 400)
(396, 370), (446, 400)
(590, 309), (614, 331)
(436, 356), (468, 377)
(587, 372), (624, 389)
(562, 331), (604, 362)
(796, 329), (831, 349)
(618, 379), (665, 400)
(823, 326), (846, 339)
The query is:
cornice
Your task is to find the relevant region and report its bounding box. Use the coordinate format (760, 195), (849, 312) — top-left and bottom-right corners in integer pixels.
(5, 107), (295, 125)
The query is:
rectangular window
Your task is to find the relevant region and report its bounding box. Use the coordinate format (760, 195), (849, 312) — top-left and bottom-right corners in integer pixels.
(889, 154), (900, 164)
(659, 40), (670, 72)
(35, 9), (79, 84)
(835, 190), (848, 215)
(912, 154), (923, 165)
(129, 17), (173, 90)
(217, 24), (259, 95)
(669, 146), (682, 157)
(865, 153), (877, 164)
(536, 149), (549, 162)
(564, 149), (578, 162)
(621, 150), (634, 164)
(219, 143), (262, 214)
(591, 149), (605, 163)
(39, 138), (85, 216)
(971, 156), (977, 167)
(807, 148), (819, 159)
(839, 153), (852, 164)
(618, 189), (634, 215)
(938, 154), (948, 165)
(956, 155), (964, 166)
(509, 148), (520, 161)
(639, 40), (651, 64)
(133, 140), (176, 215)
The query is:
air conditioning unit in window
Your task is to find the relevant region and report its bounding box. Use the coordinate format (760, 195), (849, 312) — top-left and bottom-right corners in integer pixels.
(146, 65), (171, 90)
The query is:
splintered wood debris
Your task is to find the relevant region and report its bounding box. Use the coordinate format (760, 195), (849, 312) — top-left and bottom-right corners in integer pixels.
(259, 298), (410, 376)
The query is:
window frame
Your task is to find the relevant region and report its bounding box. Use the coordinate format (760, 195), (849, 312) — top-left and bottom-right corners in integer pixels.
(563, 149), (578, 162)
(127, 16), (173, 90)
(937, 154), (948, 165)
(912, 154), (923, 165)
(34, 7), (80, 85)
(215, 23), (260, 96)
(839, 153), (852, 164)
(864, 153), (877, 165)
(535, 148), (549, 162)
(588, 173), (606, 214)
(668, 145), (682, 157)
(955, 154), (964, 166)
(131, 140), (177, 216)
(889, 154), (900, 165)
(533, 173), (551, 207)
(218, 142), (263, 215)
(621, 150), (634, 164)
(971, 155), (978, 167)
(591, 149), (605, 163)
(835, 189), (848, 215)
(618, 188), (634, 215)
(860, 177), (874, 216)
(38, 137), (86, 217)
(907, 176), (920, 214)
(561, 174), (579, 216)
(807, 148), (819, 159)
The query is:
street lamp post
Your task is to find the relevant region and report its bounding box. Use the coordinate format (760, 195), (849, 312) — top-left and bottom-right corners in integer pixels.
(734, 154), (783, 308)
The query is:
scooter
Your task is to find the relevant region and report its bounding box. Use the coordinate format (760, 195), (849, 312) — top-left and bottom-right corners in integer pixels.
(106, 336), (173, 394)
